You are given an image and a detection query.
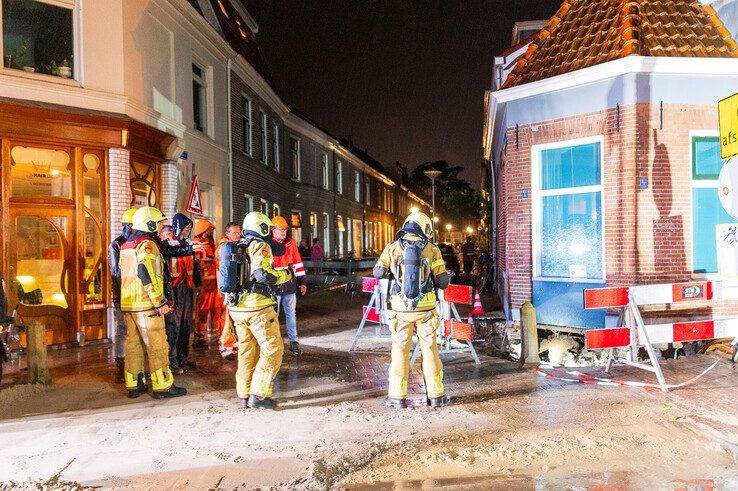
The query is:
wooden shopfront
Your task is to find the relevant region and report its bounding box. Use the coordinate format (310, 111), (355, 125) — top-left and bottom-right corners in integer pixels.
(0, 100), (173, 345)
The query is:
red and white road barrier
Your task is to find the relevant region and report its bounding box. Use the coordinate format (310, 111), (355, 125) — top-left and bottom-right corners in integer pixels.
(411, 284), (480, 365)
(348, 277), (390, 352)
(582, 280), (738, 392)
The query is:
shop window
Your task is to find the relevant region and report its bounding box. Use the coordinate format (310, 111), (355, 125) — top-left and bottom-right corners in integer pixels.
(10, 145), (71, 198)
(534, 138), (603, 280)
(83, 212), (103, 303)
(691, 136), (732, 273)
(2, 0), (75, 79)
(83, 153), (102, 217)
(130, 160), (158, 207)
(14, 215), (68, 308)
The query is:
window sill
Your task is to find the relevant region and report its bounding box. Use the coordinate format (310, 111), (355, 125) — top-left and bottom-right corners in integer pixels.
(533, 276), (605, 284)
(0, 67), (80, 87)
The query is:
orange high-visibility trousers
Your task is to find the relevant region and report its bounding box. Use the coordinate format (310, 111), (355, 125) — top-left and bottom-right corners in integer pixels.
(196, 288), (225, 335)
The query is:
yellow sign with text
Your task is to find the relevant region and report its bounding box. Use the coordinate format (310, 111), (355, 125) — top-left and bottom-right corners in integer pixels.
(719, 92), (738, 159)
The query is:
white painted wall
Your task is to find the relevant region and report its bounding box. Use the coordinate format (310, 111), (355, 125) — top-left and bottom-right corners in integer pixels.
(122, 0), (232, 228)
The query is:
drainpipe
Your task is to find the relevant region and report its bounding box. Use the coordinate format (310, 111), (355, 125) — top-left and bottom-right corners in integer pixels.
(332, 148), (337, 257)
(226, 56), (235, 222)
(361, 168), (366, 256)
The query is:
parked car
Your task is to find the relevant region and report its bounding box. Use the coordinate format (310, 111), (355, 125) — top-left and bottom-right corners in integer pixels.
(437, 242), (460, 276)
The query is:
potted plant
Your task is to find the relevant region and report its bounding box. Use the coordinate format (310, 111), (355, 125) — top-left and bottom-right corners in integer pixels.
(47, 59), (72, 78)
(57, 59), (71, 78)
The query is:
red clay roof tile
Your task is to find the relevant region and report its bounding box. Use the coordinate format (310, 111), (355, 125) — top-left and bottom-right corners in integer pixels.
(502, 0), (738, 89)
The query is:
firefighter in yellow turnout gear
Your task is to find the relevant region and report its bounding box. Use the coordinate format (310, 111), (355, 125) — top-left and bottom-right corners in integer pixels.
(119, 206), (187, 399)
(227, 212), (292, 409)
(373, 211), (451, 408)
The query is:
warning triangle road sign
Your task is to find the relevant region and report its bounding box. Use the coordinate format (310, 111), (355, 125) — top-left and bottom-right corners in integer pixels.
(187, 175), (204, 215)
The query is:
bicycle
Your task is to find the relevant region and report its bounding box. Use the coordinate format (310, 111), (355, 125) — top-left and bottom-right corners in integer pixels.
(0, 305), (24, 386)
(474, 253), (495, 293)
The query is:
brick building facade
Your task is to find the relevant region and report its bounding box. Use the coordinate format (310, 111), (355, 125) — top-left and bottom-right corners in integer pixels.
(484, 0), (738, 328)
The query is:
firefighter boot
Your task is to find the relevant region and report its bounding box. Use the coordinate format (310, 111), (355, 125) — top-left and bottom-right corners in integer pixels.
(246, 394), (278, 409)
(385, 398), (407, 409)
(153, 385), (187, 399)
(426, 395), (451, 408)
(127, 372), (148, 399)
(114, 357), (125, 384)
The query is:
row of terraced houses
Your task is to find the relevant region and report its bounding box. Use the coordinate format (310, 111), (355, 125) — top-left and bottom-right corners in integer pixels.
(0, 0), (428, 345)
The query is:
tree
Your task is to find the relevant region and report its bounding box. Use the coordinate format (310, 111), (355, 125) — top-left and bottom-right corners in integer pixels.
(407, 161), (480, 227)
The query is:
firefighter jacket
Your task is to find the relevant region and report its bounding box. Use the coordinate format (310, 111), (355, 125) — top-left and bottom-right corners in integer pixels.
(119, 232), (168, 312)
(231, 237), (292, 312)
(272, 237), (305, 295)
(375, 233), (447, 312)
(194, 235), (217, 291)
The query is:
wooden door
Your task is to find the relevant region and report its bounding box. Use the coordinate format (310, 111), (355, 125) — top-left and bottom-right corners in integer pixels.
(7, 206), (76, 345)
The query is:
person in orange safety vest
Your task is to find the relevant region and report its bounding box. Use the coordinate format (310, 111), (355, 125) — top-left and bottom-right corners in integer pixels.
(271, 216), (307, 355)
(192, 219), (223, 348)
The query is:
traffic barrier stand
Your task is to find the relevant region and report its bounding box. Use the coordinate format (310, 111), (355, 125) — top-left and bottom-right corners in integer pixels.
(348, 277), (390, 352)
(411, 284), (481, 365)
(579, 280), (738, 392)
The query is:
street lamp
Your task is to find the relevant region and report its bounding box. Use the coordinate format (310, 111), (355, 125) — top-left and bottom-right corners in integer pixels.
(466, 226), (474, 234)
(424, 169), (442, 241)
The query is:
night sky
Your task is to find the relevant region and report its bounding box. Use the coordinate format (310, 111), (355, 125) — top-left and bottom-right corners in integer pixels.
(243, 0), (561, 186)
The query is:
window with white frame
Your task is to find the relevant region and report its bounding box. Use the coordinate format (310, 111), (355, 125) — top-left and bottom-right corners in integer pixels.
(533, 137), (604, 280)
(337, 215), (345, 255)
(321, 153), (329, 190)
(354, 170), (360, 202)
(323, 212), (330, 256)
(310, 212), (318, 239)
(260, 198), (268, 215)
(272, 203), (280, 218)
(272, 121), (280, 171)
(365, 179), (371, 206)
(241, 96), (252, 154)
(1, 0), (75, 79)
(244, 194), (254, 213)
(259, 110), (267, 164)
(290, 137), (300, 180)
(336, 160), (343, 194)
(290, 211), (302, 243)
(199, 181), (215, 221)
(691, 134), (733, 274)
(192, 63), (208, 134)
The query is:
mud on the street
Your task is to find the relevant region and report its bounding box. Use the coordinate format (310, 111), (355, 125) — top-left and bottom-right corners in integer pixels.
(0, 289), (736, 490)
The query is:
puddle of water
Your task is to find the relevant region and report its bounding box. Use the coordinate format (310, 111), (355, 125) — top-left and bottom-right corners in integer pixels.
(342, 473), (731, 490)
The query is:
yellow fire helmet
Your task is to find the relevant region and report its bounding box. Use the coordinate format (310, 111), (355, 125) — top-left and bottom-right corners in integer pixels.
(403, 211), (433, 239)
(132, 206), (166, 233)
(121, 208), (137, 225)
(243, 211), (273, 238)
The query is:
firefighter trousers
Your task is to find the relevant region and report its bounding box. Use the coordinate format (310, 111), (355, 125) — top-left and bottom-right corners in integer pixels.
(124, 310), (175, 392)
(230, 307), (283, 399)
(387, 309), (445, 399)
(165, 283), (194, 368)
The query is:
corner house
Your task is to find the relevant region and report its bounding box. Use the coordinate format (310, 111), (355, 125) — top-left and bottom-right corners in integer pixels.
(484, 0), (738, 328)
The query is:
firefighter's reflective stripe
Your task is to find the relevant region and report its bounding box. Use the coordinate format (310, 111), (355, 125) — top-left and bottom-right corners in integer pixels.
(120, 237), (166, 311)
(232, 240), (291, 312)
